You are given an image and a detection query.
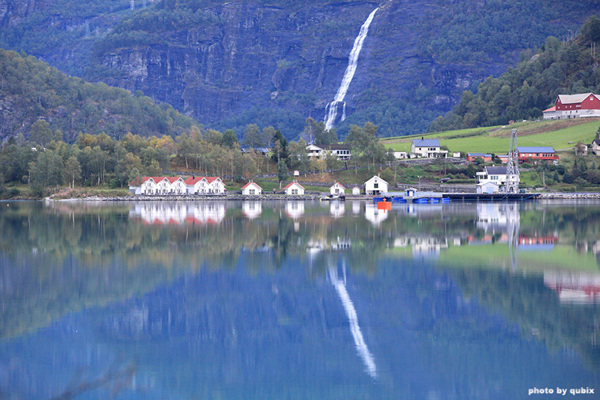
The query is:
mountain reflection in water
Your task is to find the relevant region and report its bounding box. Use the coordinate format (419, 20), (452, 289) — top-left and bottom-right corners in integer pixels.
(1, 200), (600, 399)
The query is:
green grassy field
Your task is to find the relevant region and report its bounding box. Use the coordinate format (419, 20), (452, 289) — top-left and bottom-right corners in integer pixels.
(380, 119), (600, 154)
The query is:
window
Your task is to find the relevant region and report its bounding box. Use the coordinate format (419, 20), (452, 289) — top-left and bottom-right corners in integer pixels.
(292, 189), (298, 195)
(249, 189), (255, 195)
(374, 183), (379, 188)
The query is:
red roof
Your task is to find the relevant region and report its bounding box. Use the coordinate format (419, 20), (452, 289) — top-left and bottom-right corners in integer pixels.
(331, 182), (346, 189)
(184, 176), (206, 185)
(242, 181), (262, 189)
(543, 106), (556, 112)
(206, 177), (221, 184)
(284, 181), (304, 190)
(166, 177), (182, 184)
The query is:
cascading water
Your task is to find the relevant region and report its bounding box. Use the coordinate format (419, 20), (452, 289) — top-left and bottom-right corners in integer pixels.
(324, 7), (378, 131)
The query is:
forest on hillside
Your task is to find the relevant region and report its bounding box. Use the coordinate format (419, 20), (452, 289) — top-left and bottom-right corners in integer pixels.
(0, 49), (199, 142)
(430, 17), (600, 132)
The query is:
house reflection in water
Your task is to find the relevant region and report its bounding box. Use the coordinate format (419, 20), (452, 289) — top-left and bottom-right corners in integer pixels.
(544, 271), (600, 304)
(129, 202), (226, 225)
(352, 201), (361, 215)
(330, 201), (345, 218)
(242, 201), (262, 220)
(394, 236), (449, 259)
(285, 201), (305, 220)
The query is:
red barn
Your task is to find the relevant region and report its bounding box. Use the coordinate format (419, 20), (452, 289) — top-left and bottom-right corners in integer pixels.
(544, 93), (600, 120)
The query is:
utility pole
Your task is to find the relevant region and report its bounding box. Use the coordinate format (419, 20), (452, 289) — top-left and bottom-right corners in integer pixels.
(506, 129), (520, 193)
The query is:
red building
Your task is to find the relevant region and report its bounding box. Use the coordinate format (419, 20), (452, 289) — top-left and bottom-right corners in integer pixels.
(516, 147), (559, 163)
(466, 153), (492, 162)
(543, 93), (600, 119)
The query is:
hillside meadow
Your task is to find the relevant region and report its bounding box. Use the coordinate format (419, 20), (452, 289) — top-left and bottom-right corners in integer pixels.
(381, 119), (600, 154)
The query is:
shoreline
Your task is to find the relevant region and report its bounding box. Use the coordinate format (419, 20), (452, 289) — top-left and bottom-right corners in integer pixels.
(42, 192), (600, 202)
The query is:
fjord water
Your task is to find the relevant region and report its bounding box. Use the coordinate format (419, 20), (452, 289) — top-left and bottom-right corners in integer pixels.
(1, 200), (600, 399)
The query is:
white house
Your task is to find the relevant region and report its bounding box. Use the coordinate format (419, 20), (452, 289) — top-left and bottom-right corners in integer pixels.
(476, 166), (519, 189)
(364, 175), (388, 195)
(206, 177), (226, 194)
(352, 186), (361, 195)
(241, 181), (262, 195)
(411, 138), (448, 158)
(306, 144), (352, 160)
(167, 177), (187, 195)
(185, 176), (208, 194)
(330, 182), (346, 196)
(393, 151), (408, 159)
(284, 181), (305, 195)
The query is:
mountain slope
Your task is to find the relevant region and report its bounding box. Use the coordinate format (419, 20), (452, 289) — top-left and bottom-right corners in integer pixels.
(0, 49), (199, 141)
(3, 0), (600, 139)
(430, 16), (600, 131)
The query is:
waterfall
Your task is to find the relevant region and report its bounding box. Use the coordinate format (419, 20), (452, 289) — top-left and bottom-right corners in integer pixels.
(324, 8), (378, 131)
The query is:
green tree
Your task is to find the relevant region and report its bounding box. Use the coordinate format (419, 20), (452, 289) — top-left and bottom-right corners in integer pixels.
(242, 124), (264, 148)
(64, 155), (81, 188)
(29, 150), (63, 195)
(222, 129), (238, 149)
(30, 120), (53, 146)
(277, 158), (289, 188)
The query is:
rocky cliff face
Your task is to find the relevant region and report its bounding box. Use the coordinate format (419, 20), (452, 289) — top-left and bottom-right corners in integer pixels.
(91, 0), (549, 137)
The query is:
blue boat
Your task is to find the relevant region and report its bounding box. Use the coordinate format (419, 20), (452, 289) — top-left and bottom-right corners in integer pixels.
(429, 198), (440, 204)
(413, 197), (428, 204)
(373, 197), (385, 203)
(442, 197), (450, 203)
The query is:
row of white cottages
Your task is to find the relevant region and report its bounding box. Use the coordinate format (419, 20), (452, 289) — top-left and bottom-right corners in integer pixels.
(130, 176), (226, 195)
(130, 175), (390, 196)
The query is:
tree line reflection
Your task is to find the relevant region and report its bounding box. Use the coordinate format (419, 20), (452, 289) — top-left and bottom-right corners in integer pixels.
(2, 200), (600, 368)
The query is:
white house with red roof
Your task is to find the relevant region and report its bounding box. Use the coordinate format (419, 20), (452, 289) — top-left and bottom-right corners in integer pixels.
(543, 93), (600, 120)
(241, 181), (262, 195)
(329, 182), (346, 196)
(185, 176), (225, 195)
(284, 181), (304, 195)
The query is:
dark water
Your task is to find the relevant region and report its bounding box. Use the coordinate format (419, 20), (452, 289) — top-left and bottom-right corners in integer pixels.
(1, 200), (600, 399)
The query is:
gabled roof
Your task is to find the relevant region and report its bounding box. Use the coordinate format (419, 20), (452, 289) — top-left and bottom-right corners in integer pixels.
(485, 166), (507, 175)
(284, 181), (304, 190)
(166, 177), (183, 183)
(517, 146), (555, 153)
(330, 182), (346, 189)
(557, 93), (595, 104)
(153, 176), (168, 183)
(365, 175), (388, 185)
(543, 106), (556, 112)
(206, 177), (222, 184)
(412, 139), (440, 147)
(242, 181), (262, 190)
(184, 176), (207, 185)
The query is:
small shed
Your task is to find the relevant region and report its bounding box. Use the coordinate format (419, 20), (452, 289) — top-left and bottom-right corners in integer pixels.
(405, 187), (418, 198)
(352, 186), (361, 195)
(330, 182), (346, 196)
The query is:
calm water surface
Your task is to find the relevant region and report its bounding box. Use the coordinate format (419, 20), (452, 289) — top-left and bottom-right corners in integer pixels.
(1, 200), (600, 399)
